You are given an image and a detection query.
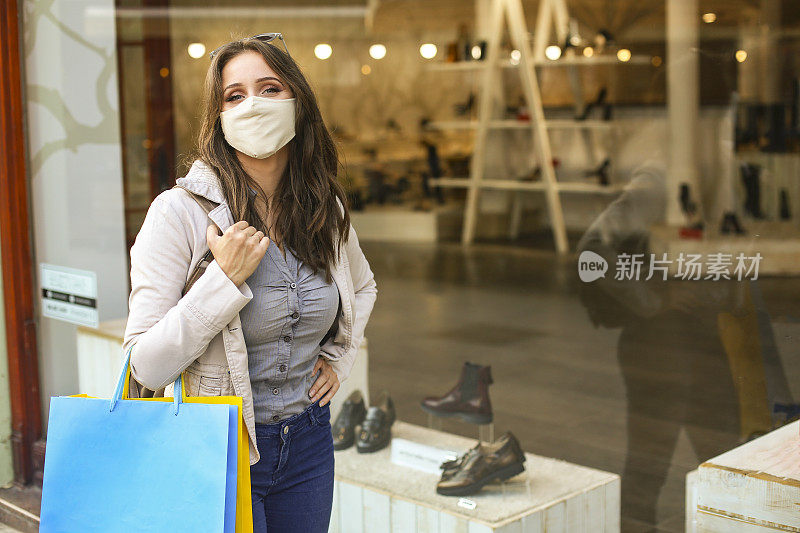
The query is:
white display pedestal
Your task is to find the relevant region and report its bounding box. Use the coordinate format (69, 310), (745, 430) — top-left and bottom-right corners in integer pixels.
(330, 422), (620, 533)
(76, 319), (370, 416)
(687, 420), (800, 532)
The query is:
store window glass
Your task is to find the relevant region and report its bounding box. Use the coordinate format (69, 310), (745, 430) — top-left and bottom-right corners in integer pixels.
(16, 0), (800, 531)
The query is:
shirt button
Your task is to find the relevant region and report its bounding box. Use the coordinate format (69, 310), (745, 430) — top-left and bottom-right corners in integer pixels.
(272, 387), (279, 395)
(290, 282), (296, 290)
(283, 335), (291, 343)
(272, 415), (280, 421)
(279, 364), (287, 372)
(291, 312), (299, 319)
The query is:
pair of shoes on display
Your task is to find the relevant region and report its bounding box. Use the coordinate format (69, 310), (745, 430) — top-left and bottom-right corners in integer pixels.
(436, 432), (526, 496)
(421, 361), (493, 425)
(331, 390), (395, 453)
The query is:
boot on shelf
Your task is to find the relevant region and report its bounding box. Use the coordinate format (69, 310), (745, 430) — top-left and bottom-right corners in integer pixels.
(740, 163), (765, 219)
(780, 189), (791, 220)
(576, 87), (608, 121)
(584, 158), (611, 186)
(720, 212), (746, 235)
(421, 362), (494, 425)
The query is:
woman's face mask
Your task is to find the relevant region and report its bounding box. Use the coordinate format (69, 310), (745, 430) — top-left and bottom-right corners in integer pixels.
(220, 96), (296, 159)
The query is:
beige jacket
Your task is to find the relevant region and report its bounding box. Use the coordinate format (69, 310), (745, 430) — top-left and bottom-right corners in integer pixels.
(122, 159), (378, 466)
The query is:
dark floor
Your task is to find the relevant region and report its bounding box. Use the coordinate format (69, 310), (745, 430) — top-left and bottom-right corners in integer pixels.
(360, 239), (800, 532)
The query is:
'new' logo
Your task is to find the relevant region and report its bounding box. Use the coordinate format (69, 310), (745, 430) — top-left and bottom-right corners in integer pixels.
(578, 251), (608, 282)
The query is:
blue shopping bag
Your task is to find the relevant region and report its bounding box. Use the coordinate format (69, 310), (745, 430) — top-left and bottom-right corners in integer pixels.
(40, 350), (238, 533)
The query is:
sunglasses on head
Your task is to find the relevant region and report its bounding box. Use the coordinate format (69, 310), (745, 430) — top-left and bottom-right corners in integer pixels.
(209, 32), (291, 60)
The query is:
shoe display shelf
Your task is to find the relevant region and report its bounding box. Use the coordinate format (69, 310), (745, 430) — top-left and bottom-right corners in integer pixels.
(330, 421), (620, 533)
(686, 420), (800, 532)
(649, 222), (800, 276)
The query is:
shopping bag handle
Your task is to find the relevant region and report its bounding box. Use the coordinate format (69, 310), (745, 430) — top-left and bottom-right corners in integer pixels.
(110, 345), (183, 416)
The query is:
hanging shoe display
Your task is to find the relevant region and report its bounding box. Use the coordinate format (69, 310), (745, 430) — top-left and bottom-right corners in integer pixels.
(436, 432), (526, 497)
(332, 390), (367, 451)
(421, 361), (494, 425)
(356, 391), (396, 454)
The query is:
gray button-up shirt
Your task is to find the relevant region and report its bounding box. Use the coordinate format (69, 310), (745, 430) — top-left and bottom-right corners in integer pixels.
(239, 238), (340, 424)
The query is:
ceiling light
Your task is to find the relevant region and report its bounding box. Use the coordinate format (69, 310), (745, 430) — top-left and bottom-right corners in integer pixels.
(617, 48), (632, 62)
(419, 43), (437, 59)
(187, 42), (206, 59)
(583, 46), (594, 58)
(545, 45), (562, 61)
(361, 64), (371, 75)
(736, 49), (747, 63)
(369, 44), (386, 60)
(314, 43), (333, 60)
(471, 45), (482, 60)
(702, 12), (717, 23)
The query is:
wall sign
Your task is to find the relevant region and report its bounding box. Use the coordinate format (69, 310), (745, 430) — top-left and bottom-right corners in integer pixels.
(40, 263), (98, 328)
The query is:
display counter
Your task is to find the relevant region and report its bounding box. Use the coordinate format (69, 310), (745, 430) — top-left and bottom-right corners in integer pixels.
(688, 420), (800, 532)
(330, 421), (620, 532)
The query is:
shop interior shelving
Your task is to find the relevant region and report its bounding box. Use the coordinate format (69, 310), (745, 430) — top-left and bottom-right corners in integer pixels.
(427, 0), (651, 252)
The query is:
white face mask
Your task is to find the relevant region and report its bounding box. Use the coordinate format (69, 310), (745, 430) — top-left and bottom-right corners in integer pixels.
(220, 96), (296, 159)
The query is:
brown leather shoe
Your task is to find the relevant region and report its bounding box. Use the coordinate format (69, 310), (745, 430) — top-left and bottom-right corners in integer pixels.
(421, 362), (493, 424)
(439, 432), (516, 481)
(436, 432), (526, 496)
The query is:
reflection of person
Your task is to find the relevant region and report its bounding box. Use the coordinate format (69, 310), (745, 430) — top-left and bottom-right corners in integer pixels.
(577, 162), (743, 525)
(123, 34), (377, 532)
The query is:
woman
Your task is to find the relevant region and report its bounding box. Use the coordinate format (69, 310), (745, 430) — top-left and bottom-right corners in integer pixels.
(122, 33), (378, 532)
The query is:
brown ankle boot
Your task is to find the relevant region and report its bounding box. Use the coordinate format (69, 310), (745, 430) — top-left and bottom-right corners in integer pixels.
(421, 362), (493, 424)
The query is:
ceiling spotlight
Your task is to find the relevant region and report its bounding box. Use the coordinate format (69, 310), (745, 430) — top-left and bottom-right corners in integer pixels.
(361, 64), (372, 75)
(583, 46), (594, 58)
(419, 43), (437, 59)
(369, 44), (386, 60)
(736, 49), (747, 63)
(314, 43), (333, 60)
(510, 49), (521, 65)
(471, 45), (482, 60)
(187, 42), (206, 59)
(617, 48), (632, 62)
(545, 45), (562, 61)
(702, 12), (717, 23)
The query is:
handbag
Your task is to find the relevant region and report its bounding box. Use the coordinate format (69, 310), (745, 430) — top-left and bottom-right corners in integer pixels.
(40, 348), (253, 532)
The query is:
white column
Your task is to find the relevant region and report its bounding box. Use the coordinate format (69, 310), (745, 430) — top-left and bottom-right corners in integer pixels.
(666, 0), (701, 225)
(759, 0), (781, 105)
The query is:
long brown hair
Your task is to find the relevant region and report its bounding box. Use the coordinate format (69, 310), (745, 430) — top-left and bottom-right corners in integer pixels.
(195, 36), (349, 284)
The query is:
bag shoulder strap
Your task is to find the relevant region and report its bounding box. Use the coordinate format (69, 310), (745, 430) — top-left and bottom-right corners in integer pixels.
(172, 184), (220, 296)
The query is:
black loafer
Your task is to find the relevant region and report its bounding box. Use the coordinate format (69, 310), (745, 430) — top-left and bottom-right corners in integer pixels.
(356, 391), (395, 454)
(332, 390), (367, 451)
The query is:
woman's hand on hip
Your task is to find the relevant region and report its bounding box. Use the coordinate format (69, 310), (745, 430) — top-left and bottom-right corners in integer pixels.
(207, 221), (269, 287)
(309, 356), (339, 407)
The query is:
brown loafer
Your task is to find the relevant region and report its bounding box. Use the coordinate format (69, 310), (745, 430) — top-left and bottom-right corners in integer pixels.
(436, 432), (526, 496)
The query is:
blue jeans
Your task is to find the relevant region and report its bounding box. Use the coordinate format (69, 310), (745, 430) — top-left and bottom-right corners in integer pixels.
(250, 401), (335, 532)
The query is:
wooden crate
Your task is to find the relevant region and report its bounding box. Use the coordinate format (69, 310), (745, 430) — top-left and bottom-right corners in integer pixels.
(330, 422), (620, 532)
(693, 420), (800, 531)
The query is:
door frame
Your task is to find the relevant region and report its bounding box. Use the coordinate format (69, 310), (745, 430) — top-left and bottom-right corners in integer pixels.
(0, 0), (45, 485)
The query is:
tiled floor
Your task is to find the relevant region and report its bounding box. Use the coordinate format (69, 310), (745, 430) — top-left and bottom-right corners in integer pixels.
(360, 239), (800, 532)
